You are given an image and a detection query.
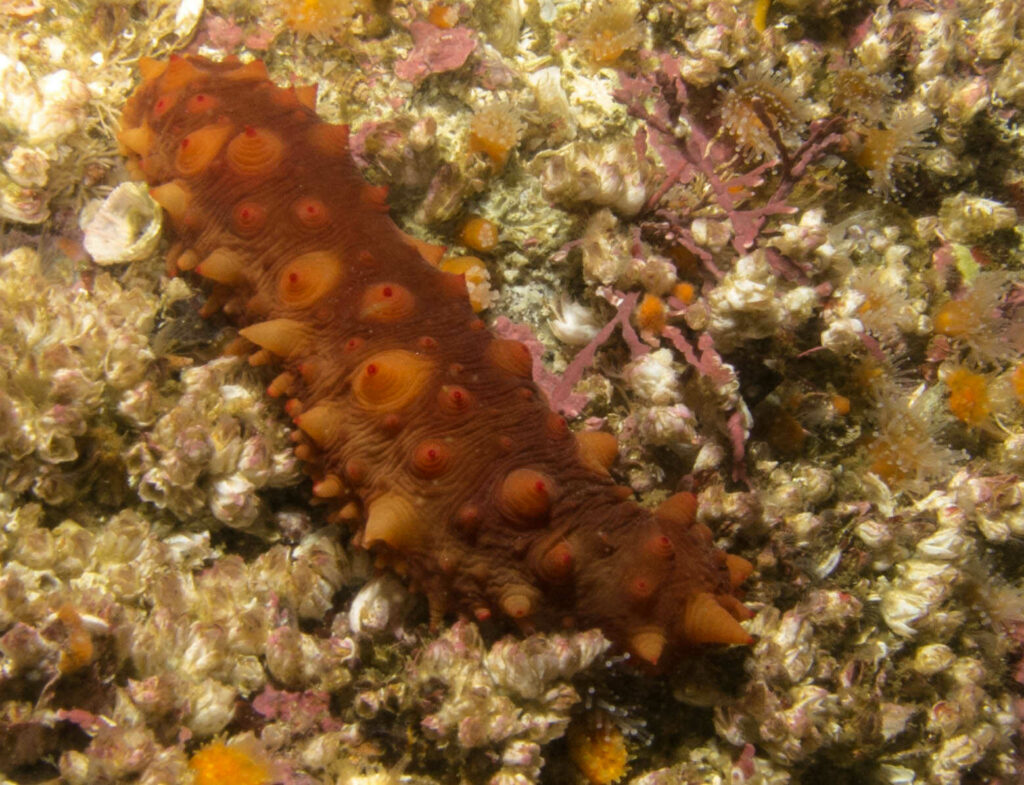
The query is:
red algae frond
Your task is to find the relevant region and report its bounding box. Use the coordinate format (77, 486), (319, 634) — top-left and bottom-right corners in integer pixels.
(719, 64), (810, 161)
(577, 0), (644, 67)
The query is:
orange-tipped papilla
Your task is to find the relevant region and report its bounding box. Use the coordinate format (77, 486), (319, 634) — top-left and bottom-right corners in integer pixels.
(680, 592), (752, 646)
(239, 318), (309, 358)
(576, 430), (618, 475)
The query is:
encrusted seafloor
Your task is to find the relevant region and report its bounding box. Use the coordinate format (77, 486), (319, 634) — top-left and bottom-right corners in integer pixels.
(1, 0), (1023, 783)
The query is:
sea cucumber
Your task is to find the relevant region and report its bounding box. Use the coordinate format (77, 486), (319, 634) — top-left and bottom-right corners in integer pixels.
(118, 54), (754, 669)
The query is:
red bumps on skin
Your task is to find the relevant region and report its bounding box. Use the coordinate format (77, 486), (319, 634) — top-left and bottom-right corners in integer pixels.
(293, 196), (329, 229)
(175, 123), (233, 176)
(487, 339), (532, 379)
(412, 439), (451, 477)
(227, 127), (284, 177)
(644, 533), (675, 559)
(437, 385), (473, 415)
(277, 252), (344, 308)
(150, 91), (181, 120)
(624, 569), (660, 602)
(534, 540), (574, 583)
(499, 469), (554, 525)
(232, 201), (268, 236)
(359, 282), (416, 322)
(680, 592), (752, 646)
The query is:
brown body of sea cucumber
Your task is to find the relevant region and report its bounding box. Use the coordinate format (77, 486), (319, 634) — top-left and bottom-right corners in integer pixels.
(118, 54), (754, 669)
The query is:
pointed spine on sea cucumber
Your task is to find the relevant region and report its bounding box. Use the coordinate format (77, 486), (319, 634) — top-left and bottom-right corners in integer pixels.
(364, 492), (426, 549)
(149, 180), (191, 223)
(161, 55), (205, 90)
(654, 491), (698, 528)
(353, 350), (434, 412)
(360, 283), (415, 323)
(239, 319), (309, 358)
(277, 252), (344, 308)
(498, 469), (554, 526)
(227, 127), (284, 177)
(175, 123), (233, 177)
(195, 248), (247, 285)
(680, 592), (752, 646)
(629, 628), (667, 666)
(576, 431), (618, 475)
(534, 540), (574, 584)
(117, 123), (155, 156)
(487, 339), (532, 379)
(294, 405), (342, 447)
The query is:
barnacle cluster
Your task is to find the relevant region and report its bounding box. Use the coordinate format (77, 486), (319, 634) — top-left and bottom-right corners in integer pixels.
(123, 356), (300, 533)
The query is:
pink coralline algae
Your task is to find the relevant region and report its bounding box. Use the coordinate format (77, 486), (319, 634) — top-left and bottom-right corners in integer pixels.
(395, 21), (477, 83)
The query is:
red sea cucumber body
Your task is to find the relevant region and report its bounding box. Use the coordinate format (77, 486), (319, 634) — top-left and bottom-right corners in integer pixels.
(119, 55), (753, 668)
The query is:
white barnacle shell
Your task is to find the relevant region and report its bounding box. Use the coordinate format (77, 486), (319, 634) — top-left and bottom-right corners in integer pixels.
(707, 250), (782, 350)
(912, 643), (954, 675)
(348, 574), (409, 637)
(880, 584), (930, 638)
(3, 146), (49, 188)
(938, 192), (1017, 244)
(80, 182), (163, 264)
(549, 297), (600, 346)
(624, 349), (681, 406)
(0, 176), (48, 224)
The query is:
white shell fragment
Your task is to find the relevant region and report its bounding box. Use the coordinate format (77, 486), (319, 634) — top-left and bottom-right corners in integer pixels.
(80, 182), (163, 264)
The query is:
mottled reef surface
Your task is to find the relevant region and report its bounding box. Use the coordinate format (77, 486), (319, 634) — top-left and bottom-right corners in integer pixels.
(1, 1), (1023, 784)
